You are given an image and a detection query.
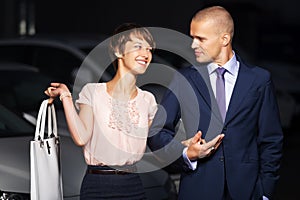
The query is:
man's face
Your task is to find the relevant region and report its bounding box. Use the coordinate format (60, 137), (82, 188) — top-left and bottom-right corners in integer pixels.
(190, 19), (222, 64)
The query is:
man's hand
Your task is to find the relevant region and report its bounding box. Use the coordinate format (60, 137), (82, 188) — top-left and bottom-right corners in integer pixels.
(183, 131), (224, 160)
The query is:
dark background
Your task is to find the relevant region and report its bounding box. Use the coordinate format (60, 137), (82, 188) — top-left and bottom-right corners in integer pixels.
(0, 0), (299, 199)
(0, 0), (299, 64)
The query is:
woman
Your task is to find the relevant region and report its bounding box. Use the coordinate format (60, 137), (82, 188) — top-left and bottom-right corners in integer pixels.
(45, 23), (157, 199)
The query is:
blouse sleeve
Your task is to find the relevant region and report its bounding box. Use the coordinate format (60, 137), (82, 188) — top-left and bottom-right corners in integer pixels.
(148, 93), (158, 120)
(75, 83), (93, 110)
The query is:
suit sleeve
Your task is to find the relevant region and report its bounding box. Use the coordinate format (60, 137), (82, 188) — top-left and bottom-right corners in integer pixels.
(147, 72), (189, 172)
(258, 74), (284, 198)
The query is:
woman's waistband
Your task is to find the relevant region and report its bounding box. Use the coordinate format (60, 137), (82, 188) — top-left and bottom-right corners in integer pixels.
(86, 164), (137, 175)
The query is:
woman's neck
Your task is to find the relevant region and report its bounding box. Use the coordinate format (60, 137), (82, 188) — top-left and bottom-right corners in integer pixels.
(107, 73), (137, 100)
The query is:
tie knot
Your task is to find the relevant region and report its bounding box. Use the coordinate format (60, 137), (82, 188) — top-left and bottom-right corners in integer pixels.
(216, 67), (226, 77)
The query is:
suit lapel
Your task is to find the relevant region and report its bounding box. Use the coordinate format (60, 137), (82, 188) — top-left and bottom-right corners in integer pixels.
(189, 65), (224, 140)
(186, 59), (256, 138)
(225, 62), (255, 124)
(189, 65), (212, 108)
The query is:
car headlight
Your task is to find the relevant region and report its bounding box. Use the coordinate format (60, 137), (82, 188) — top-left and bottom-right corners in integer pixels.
(0, 190), (30, 200)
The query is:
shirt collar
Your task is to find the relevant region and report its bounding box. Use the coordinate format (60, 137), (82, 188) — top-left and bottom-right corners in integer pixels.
(207, 51), (239, 76)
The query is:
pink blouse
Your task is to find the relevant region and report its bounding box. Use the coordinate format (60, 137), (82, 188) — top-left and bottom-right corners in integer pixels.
(75, 83), (157, 166)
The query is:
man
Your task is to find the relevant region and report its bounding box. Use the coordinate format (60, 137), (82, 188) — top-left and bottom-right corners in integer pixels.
(148, 6), (283, 200)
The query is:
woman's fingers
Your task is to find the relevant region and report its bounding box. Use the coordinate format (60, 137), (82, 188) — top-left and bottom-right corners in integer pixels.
(48, 97), (55, 104)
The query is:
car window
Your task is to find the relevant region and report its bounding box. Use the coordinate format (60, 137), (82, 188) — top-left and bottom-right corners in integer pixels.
(0, 63), (52, 112)
(0, 104), (34, 136)
(0, 46), (81, 84)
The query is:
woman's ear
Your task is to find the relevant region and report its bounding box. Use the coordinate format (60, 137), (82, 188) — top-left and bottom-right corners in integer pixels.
(114, 52), (123, 58)
(113, 46), (123, 58)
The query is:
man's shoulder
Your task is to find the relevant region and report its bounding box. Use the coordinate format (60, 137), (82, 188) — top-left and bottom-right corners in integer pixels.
(236, 54), (270, 74)
(240, 60), (272, 83)
(177, 65), (199, 75)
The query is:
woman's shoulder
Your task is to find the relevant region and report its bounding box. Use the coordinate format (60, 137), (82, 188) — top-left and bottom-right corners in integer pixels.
(79, 83), (106, 95)
(82, 82), (105, 90)
(138, 88), (157, 103)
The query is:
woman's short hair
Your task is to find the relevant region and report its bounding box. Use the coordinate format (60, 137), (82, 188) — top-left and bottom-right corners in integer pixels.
(108, 22), (155, 70)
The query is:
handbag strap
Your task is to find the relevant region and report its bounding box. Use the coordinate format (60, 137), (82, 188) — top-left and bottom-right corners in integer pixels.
(34, 99), (58, 141)
(34, 99), (48, 140)
(47, 103), (58, 138)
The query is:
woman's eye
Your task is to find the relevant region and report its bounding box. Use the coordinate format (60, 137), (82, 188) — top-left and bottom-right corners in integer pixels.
(146, 47), (153, 52)
(134, 45), (143, 50)
(132, 44), (153, 53)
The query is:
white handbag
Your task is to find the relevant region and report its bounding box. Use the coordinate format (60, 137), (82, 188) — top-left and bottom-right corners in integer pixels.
(30, 99), (63, 200)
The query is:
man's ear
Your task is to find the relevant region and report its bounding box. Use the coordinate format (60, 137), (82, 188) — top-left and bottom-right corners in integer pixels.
(222, 33), (231, 46)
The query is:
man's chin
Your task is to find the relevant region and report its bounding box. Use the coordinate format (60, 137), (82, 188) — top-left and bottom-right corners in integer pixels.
(196, 58), (212, 65)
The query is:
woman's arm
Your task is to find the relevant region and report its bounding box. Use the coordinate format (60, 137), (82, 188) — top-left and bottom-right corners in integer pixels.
(45, 83), (93, 146)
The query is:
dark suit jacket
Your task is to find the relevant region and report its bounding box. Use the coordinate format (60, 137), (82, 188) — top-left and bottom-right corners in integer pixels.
(148, 55), (283, 200)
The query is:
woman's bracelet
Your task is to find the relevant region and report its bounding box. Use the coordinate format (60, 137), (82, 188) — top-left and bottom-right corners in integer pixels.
(59, 91), (72, 101)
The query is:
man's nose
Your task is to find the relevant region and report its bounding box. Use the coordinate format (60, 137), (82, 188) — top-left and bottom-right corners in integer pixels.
(191, 39), (198, 49)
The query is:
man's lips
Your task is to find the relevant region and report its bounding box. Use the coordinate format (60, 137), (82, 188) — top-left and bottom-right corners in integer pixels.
(194, 51), (202, 57)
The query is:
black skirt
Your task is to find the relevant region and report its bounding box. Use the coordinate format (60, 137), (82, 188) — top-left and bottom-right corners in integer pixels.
(80, 165), (147, 200)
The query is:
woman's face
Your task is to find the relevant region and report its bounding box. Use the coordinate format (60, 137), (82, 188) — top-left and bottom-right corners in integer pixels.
(118, 35), (153, 75)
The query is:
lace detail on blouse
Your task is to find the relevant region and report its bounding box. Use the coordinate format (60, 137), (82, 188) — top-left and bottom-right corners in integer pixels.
(108, 98), (140, 134)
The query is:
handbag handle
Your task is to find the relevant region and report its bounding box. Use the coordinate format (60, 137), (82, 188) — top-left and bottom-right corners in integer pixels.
(34, 99), (58, 141)
(47, 103), (58, 138)
(34, 99), (47, 140)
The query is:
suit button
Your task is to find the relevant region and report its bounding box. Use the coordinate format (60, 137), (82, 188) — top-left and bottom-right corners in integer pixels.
(219, 156), (224, 162)
(223, 126), (227, 131)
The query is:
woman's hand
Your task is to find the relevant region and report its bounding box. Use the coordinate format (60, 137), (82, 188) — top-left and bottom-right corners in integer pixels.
(44, 83), (70, 104)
